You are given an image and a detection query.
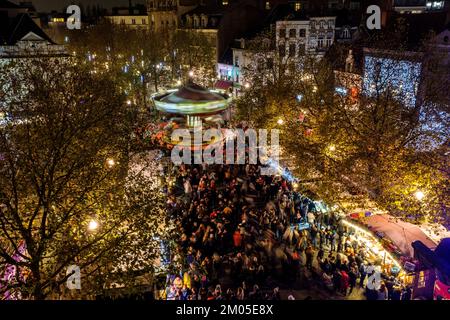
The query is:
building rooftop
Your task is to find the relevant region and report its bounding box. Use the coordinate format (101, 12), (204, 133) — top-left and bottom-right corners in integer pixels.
(0, 12), (55, 46)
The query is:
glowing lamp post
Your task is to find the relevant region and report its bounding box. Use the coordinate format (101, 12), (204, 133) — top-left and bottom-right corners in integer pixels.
(277, 118), (284, 125)
(415, 190), (425, 201)
(106, 158), (115, 168)
(88, 219), (99, 231)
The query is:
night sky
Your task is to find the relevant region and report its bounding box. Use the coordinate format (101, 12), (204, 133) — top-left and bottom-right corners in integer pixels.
(16, 0), (146, 12)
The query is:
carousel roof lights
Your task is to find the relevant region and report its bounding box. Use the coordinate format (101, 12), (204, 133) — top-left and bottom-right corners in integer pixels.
(152, 82), (231, 116)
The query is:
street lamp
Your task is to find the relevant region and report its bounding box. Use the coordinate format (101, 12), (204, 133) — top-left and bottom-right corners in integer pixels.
(126, 100), (132, 106)
(106, 158), (115, 168)
(188, 70), (194, 77)
(88, 219), (99, 231)
(328, 144), (336, 152)
(277, 118), (284, 125)
(415, 190), (425, 201)
(244, 83), (250, 89)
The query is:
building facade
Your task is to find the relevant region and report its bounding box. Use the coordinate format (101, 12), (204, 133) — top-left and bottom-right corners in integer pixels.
(276, 16), (336, 58)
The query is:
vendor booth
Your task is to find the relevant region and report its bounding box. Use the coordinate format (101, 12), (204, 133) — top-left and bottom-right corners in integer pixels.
(412, 238), (450, 300)
(342, 213), (439, 287)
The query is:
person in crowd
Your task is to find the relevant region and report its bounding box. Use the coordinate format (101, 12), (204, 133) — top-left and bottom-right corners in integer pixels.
(164, 162), (401, 301)
(377, 282), (388, 300)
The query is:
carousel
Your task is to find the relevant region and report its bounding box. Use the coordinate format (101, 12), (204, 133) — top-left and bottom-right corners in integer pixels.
(150, 82), (232, 150)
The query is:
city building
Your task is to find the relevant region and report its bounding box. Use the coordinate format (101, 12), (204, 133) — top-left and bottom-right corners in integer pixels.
(105, 5), (149, 29)
(412, 238), (450, 300)
(0, 1), (67, 61)
(276, 15), (336, 58)
(180, 1), (267, 62)
(392, 0), (447, 14)
(147, 0), (179, 31)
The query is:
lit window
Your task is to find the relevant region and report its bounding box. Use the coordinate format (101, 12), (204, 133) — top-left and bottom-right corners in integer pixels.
(265, 1), (270, 10)
(295, 2), (301, 11)
(418, 271), (427, 288)
(132, 19), (136, 24)
(223, 0), (228, 5)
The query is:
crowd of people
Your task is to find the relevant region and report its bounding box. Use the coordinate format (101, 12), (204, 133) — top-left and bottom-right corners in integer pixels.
(162, 163), (411, 300)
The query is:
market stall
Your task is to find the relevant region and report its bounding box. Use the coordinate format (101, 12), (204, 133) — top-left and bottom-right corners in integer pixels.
(341, 212), (439, 286)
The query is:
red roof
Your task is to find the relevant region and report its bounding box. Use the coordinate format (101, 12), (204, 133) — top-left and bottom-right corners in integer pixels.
(214, 80), (233, 90)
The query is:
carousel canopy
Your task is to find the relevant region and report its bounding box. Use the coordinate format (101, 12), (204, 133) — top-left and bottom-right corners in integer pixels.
(153, 82), (231, 116)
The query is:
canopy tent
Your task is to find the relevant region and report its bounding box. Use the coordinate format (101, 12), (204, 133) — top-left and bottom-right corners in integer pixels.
(365, 214), (437, 258)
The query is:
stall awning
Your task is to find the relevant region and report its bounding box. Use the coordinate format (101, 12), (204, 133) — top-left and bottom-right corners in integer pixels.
(214, 80), (233, 90)
(365, 214), (437, 257)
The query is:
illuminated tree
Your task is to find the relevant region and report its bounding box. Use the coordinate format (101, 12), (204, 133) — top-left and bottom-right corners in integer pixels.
(0, 58), (173, 299)
(235, 26), (449, 224)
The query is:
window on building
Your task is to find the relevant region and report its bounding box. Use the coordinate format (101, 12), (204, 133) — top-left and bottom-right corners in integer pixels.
(265, 1), (270, 10)
(326, 37), (332, 47)
(267, 57), (274, 69)
(131, 19), (136, 24)
(279, 28), (286, 38)
(289, 29), (296, 38)
(298, 43), (305, 54)
(320, 21), (325, 29)
(120, 19), (125, 24)
(294, 2), (301, 11)
(342, 28), (350, 39)
(234, 56), (239, 67)
(418, 271), (427, 288)
(350, 1), (360, 10)
(328, 20), (334, 28)
(310, 21), (316, 29)
(289, 44), (296, 57)
(299, 29), (306, 37)
(318, 36), (324, 48)
(222, 0), (228, 5)
(142, 19), (147, 24)
(278, 44), (285, 57)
